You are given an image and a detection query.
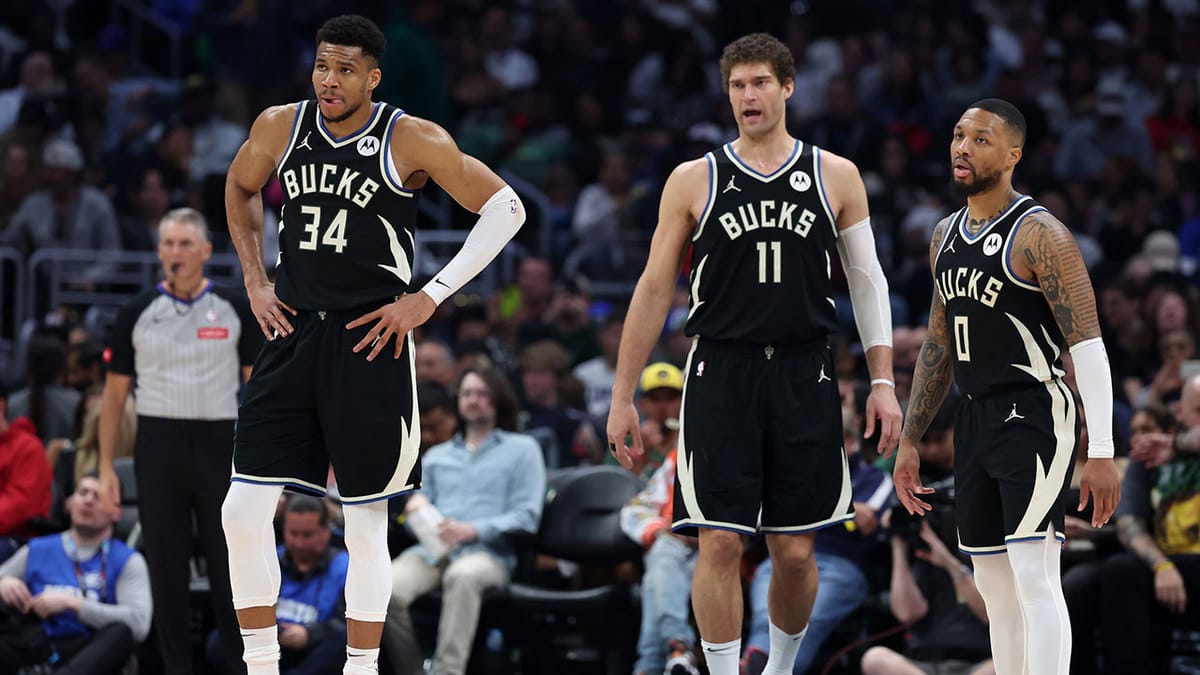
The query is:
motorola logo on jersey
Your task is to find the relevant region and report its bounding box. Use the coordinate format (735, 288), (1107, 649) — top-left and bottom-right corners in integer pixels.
(281, 163), (380, 207)
(718, 200), (819, 240)
(357, 136), (380, 156)
(937, 267), (1004, 307)
(983, 232), (1003, 256)
(789, 170), (812, 192)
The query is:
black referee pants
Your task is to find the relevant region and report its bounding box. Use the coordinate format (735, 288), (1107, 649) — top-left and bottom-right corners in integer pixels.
(134, 416), (243, 675)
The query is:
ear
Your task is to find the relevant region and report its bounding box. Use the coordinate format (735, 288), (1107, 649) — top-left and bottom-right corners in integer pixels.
(1006, 145), (1022, 170)
(201, 239), (213, 262)
(368, 67), (382, 92)
(782, 77), (795, 100)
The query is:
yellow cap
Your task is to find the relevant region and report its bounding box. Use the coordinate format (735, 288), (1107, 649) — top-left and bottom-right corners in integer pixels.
(640, 362), (683, 393)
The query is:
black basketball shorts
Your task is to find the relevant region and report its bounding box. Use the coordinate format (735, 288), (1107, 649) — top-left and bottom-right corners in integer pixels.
(671, 337), (854, 535)
(954, 380), (1079, 554)
(232, 302), (421, 504)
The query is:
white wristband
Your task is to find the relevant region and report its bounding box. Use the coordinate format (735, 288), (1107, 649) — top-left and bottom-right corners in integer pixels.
(871, 378), (895, 388)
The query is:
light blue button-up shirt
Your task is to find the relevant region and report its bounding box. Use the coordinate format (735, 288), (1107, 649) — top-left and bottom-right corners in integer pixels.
(411, 429), (546, 571)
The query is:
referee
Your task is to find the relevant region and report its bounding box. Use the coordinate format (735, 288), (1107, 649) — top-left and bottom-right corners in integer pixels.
(97, 207), (262, 675)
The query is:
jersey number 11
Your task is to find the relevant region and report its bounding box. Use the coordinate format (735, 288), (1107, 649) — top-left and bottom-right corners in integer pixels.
(756, 241), (781, 284)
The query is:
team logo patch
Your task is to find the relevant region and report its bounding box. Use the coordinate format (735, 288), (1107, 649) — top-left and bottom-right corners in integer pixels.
(197, 327), (230, 340)
(357, 136), (380, 156)
(789, 170), (812, 192)
(983, 232), (1003, 256)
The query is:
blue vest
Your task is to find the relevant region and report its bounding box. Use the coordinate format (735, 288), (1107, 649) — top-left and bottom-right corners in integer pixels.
(25, 534), (135, 638)
(275, 546), (348, 626)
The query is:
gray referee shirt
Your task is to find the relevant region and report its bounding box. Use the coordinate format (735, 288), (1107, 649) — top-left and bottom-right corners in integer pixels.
(106, 281), (260, 420)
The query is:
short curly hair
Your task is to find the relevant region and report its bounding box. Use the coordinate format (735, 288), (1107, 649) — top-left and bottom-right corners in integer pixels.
(719, 33), (794, 92)
(315, 14), (387, 64)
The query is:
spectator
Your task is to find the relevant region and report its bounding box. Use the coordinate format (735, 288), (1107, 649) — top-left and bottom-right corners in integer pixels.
(208, 495), (348, 675)
(1105, 379), (1200, 672)
(0, 142), (35, 229)
(573, 312), (622, 423)
(0, 50), (57, 136)
(862, 397), (993, 675)
(0, 474), (151, 674)
(117, 166), (172, 252)
(383, 368), (545, 675)
(7, 328), (80, 445)
(0, 138), (121, 289)
(417, 383), (459, 455)
(415, 340), (458, 390)
(519, 340), (601, 467)
(620, 442), (700, 675)
(64, 340), (105, 394)
(743, 404), (893, 675)
(1054, 79), (1153, 180)
(569, 150), (636, 277)
(0, 379), (51, 562)
(612, 362), (683, 478)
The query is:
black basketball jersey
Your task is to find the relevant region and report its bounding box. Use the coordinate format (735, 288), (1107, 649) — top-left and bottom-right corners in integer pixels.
(274, 100), (420, 310)
(933, 196), (1066, 397)
(684, 140), (840, 344)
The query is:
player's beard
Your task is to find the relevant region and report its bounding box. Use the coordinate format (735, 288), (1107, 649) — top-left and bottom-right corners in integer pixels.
(320, 98), (362, 125)
(948, 164), (1003, 200)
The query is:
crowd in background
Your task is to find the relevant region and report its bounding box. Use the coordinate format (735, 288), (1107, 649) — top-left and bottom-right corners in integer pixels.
(1, 0), (1200, 673)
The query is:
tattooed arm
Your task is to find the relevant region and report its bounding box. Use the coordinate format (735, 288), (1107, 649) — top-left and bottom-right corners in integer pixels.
(893, 216), (954, 515)
(1013, 210), (1120, 525)
(1118, 514), (1188, 613)
(902, 216), (956, 444)
(1009, 211), (1101, 345)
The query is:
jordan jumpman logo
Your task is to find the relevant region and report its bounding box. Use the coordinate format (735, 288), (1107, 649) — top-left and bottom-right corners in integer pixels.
(296, 131), (313, 151)
(944, 232), (958, 253)
(1005, 403), (1025, 422)
(817, 365), (832, 383)
(723, 175), (741, 193)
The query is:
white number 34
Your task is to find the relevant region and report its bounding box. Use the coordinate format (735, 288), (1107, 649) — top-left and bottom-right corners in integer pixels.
(298, 205), (349, 253)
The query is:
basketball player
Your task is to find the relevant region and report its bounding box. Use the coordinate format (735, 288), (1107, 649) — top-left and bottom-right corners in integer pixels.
(608, 34), (902, 675)
(220, 15), (525, 675)
(892, 99), (1120, 675)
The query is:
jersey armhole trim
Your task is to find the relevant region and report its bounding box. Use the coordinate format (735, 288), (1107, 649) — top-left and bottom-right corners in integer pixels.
(1002, 206), (1045, 291)
(275, 101), (306, 177)
(813, 147), (838, 238)
(380, 109), (416, 197)
(692, 153), (718, 241)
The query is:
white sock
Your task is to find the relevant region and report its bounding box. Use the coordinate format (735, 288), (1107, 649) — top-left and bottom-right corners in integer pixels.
(764, 621), (807, 674)
(1008, 533), (1071, 675)
(240, 626), (280, 675)
(700, 638), (741, 675)
(345, 646), (380, 674)
(972, 552), (1026, 675)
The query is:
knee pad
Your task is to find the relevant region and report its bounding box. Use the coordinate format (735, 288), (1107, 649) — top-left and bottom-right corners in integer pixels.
(222, 481), (284, 610)
(342, 500), (392, 622)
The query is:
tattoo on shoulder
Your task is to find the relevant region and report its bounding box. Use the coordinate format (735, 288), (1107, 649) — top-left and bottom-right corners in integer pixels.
(1017, 211), (1100, 344)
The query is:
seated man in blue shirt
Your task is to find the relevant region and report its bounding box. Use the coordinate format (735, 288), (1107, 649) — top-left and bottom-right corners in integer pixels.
(383, 367), (546, 675)
(0, 473), (151, 675)
(208, 495), (349, 675)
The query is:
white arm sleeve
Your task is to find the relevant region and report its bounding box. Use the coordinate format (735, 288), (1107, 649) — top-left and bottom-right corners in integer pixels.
(1070, 337), (1115, 459)
(420, 185), (525, 305)
(835, 217), (892, 349)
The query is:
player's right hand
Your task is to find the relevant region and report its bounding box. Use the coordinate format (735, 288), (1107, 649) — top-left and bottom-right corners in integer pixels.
(606, 401), (645, 472)
(247, 281), (297, 339)
(893, 438), (934, 516)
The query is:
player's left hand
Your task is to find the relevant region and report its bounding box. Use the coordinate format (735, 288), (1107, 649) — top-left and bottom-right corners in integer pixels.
(346, 292), (437, 361)
(1079, 457), (1121, 528)
(865, 383), (903, 457)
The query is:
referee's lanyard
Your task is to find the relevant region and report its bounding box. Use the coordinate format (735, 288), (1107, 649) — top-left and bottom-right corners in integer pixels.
(62, 534), (109, 602)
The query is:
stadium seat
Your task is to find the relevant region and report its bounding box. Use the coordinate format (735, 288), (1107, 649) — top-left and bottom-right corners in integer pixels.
(502, 465), (644, 674)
